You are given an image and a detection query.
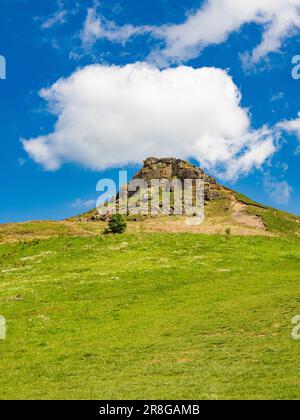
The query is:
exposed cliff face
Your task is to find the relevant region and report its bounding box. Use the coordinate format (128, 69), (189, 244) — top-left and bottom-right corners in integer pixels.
(133, 157), (223, 201)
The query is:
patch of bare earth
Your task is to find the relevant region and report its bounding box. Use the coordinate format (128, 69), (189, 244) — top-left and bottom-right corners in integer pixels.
(127, 198), (270, 236)
(128, 216), (269, 236)
(230, 198), (268, 234)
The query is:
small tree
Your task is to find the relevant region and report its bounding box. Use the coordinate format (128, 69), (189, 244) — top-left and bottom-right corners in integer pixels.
(105, 214), (127, 234)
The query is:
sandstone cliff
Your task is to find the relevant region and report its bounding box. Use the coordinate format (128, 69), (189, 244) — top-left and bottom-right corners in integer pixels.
(133, 157), (223, 201)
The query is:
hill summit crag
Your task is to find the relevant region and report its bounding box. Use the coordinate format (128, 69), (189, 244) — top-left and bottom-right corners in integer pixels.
(133, 157), (223, 201)
(71, 156), (300, 238)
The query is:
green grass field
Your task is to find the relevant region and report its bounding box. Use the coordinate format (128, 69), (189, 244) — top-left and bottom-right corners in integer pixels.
(1, 232), (300, 399)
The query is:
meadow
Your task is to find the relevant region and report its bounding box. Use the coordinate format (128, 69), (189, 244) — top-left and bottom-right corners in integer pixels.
(0, 232), (300, 399)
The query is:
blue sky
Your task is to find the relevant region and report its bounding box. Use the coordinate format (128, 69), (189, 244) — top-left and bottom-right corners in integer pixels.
(1, 0), (300, 223)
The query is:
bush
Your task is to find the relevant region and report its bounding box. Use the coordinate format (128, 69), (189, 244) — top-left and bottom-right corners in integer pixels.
(104, 214), (127, 234)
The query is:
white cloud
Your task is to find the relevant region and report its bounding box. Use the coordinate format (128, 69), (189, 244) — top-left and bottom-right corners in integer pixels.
(18, 158), (26, 167)
(270, 91), (285, 102)
(278, 111), (300, 138)
(41, 9), (68, 29)
(277, 111), (300, 153)
(264, 177), (293, 205)
(22, 63), (278, 180)
(82, 0), (300, 66)
(81, 3), (151, 47)
(40, 0), (69, 30)
(275, 112), (300, 155)
(161, 0), (300, 66)
(70, 198), (96, 210)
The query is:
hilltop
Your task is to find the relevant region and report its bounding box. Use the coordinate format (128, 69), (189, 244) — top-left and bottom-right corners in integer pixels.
(70, 157), (300, 238)
(1, 158), (300, 400)
(1, 157), (299, 243)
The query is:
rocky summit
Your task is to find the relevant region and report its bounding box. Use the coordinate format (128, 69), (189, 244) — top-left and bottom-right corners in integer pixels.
(133, 157), (223, 201)
(87, 157), (230, 222)
(69, 156), (300, 237)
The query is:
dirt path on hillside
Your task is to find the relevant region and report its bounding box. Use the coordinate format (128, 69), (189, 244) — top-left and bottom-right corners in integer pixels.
(231, 200), (265, 230)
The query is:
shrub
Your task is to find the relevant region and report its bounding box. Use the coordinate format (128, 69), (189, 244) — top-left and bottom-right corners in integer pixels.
(104, 214), (127, 234)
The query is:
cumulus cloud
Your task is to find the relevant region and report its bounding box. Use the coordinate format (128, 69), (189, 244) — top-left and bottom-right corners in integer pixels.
(22, 63), (278, 180)
(82, 0), (300, 66)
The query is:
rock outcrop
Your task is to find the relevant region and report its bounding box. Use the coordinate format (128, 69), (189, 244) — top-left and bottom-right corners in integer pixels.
(70, 157), (297, 237)
(133, 157), (222, 201)
(82, 157), (226, 221)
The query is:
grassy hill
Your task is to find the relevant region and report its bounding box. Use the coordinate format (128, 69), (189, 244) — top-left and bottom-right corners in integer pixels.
(0, 229), (300, 399)
(1, 189), (300, 244)
(69, 157), (300, 238)
(1, 186), (300, 399)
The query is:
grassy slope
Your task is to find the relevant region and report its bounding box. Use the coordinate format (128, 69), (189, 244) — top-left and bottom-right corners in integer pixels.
(3, 191), (299, 243)
(1, 233), (300, 399)
(68, 188), (300, 237)
(234, 192), (300, 235)
(0, 221), (105, 243)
